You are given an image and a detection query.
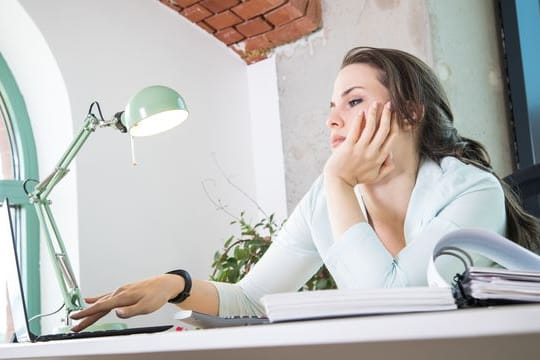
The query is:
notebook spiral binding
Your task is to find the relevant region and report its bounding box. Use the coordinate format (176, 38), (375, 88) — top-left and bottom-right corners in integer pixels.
(437, 246), (477, 308)
(437, 246), (511, 308)
(452, 272), (475, 308)
(432, 246), (471, 307)
(442, 245), (533, 308)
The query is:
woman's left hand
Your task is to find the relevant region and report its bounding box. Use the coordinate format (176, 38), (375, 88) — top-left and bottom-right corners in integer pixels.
(324, 101), (398, 187)
(69, 274), (183, 332)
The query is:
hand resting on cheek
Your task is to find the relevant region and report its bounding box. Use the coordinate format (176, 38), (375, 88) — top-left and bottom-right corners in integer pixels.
(324, 101), (399, 187)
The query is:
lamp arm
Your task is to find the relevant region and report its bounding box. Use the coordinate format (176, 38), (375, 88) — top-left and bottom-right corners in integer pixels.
(28, 113), (123, 321)
(33, 115), (101, 198)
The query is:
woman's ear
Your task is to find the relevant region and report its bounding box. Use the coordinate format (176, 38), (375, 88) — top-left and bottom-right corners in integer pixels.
(402, 118), (414, 131)
(403, 103), (424, 130)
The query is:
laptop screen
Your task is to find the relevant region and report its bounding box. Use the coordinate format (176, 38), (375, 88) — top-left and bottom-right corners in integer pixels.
(1, 198), (32, 342)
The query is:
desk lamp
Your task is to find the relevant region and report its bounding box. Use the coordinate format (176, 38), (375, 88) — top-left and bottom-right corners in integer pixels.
(27, 85), (188, 327)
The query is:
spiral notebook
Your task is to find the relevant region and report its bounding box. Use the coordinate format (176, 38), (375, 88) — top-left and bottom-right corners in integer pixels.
(454, 267), (540, 307)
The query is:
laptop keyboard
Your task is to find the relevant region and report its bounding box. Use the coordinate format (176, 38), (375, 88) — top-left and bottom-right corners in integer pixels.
(35, 325), (173, 342)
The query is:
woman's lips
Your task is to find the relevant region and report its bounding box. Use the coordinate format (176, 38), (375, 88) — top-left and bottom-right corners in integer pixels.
(331, 136), (346, 148)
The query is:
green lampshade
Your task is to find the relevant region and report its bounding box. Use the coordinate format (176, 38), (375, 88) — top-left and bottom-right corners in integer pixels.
(122, 85), (188, 137)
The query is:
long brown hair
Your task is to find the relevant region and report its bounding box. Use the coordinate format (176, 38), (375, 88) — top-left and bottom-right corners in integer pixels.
(341, 47), (540, 253)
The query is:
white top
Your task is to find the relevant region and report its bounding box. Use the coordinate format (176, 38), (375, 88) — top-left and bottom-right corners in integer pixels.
(213, 157), (507, 316)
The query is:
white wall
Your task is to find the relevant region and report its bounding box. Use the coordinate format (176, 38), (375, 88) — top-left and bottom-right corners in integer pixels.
(427, 0), (513, 176)
(247, 56), (288, 220)
(7, 0), (265, 332)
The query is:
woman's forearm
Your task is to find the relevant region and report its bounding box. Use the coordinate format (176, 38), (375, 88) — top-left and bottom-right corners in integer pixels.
(324, 176), (366, 240)
(172, 278), (220, 315)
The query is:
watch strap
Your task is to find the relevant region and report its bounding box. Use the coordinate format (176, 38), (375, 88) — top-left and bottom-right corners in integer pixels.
(166, 269), (192, 304)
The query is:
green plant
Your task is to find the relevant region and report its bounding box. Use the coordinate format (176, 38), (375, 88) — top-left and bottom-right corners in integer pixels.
(210, 212), (337, 291)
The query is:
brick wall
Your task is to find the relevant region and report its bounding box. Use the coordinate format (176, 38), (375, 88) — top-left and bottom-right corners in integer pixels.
(159, 0), (322, 64)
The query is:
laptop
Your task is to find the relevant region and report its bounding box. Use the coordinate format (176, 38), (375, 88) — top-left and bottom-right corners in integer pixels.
(0, 198), (172, 342)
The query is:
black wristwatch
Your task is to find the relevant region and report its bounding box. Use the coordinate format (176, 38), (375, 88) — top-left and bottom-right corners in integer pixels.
(166, 269), (192, 304)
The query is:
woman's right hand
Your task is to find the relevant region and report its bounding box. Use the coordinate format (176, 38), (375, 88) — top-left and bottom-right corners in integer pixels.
(70, 273), (184, 332)
(323, 101), (397, 187)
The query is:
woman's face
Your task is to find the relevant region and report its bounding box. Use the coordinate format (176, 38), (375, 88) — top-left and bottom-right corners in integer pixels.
(327, 63), (391, 150)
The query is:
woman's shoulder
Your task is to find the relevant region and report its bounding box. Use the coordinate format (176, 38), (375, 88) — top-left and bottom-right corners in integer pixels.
(413, 156), (503, 211)
(423, 156), (501, 189)
(409, 156), (506, 229)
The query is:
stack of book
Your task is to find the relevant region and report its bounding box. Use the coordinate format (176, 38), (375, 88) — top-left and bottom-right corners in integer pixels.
(260, 287), (457, 323)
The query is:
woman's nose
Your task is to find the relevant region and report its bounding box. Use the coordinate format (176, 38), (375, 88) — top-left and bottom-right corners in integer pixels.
(326, 109), (344, 129)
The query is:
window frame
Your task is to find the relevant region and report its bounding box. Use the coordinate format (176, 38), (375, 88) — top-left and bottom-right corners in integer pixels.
(0, 52), (41, 335)
(499, 0), (540, 168)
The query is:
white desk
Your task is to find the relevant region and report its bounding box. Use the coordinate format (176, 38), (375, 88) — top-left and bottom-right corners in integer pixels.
(1, 304), (539, 360)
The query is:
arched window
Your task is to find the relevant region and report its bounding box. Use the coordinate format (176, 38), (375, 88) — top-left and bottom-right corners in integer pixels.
(0, 52), (40, 337)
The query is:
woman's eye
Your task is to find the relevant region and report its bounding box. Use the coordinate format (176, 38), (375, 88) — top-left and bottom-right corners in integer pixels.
(348, 98), (363, 107)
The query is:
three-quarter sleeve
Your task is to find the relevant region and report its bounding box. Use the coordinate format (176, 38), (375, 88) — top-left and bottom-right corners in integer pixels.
(324, 223), (394, 288)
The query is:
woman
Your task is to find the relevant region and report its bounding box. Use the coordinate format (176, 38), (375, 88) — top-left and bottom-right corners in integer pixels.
(71, 47), (540, 331)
